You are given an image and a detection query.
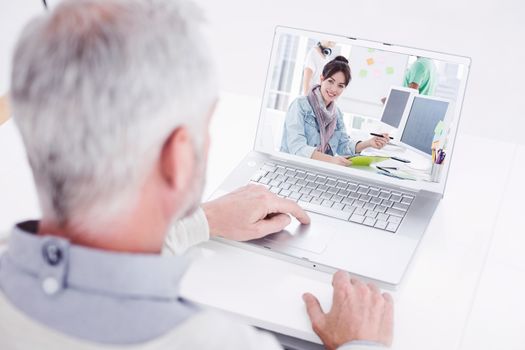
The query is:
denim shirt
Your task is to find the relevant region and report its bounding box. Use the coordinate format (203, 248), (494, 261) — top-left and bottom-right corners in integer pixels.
(280, 96), (359, 158)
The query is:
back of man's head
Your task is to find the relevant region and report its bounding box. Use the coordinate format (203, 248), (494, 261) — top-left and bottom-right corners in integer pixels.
(10, 0), (217, 230)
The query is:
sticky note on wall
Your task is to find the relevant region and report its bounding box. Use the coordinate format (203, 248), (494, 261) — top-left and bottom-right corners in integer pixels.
(366, 58), (375, 65)
(359, 69), (368, 78)
(386, 66), (394, 75)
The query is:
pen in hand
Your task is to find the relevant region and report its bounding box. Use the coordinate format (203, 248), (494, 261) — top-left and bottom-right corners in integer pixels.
(370, 132), (394, 140)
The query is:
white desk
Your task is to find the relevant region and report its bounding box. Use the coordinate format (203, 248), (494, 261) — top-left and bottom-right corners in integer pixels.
(180, 93), (520, 349)
(0, 93), (522, 349)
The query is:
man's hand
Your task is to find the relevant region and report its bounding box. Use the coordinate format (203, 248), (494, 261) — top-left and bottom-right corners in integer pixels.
(303, 271), (394, 350)
(202, 184), (310, 241)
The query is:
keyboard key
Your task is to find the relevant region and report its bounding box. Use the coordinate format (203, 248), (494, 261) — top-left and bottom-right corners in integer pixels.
(301, 195), (313, 202)
(374, 220), (388, 230)
(365, 210), (377, 218)
(336, 181), (348, 189)
(370, 197), (382, 205)
(355, 200), (367, 208)
(268, 172), (279, 179)
(342, 197), (354, 205)
(354, 207), (367, 216)
(280, 183), (291, 190)
(275, 174), (286, 182)
(285, 170), (296, 177)
(285, 178), (298, 185)
(310, 189), (322, 197)
(363, 203), (375, 210)
(377, 213), (389, 221)
(369, 186), (380, 192)
(315, 176), (327, 184)
(332, 202), (345, 210)
(297, 179), (307, 186)
(376, 205), (387, 213)
(350, 214), (365, 223)
(311, 197), (324, 205)
(349, 192), (360, 199)
(392, 202), (409, 211)
(359, 194), (372, 202)
(322, 199), (334, 208)
(391, 191), (402, 197)
(269, 180), (281, 187)
(306, 181), (317, 189)
(299, 188), (311, 195)
(331, 195), (343, 203)
(364, 217), (376, 226)
(386, 222), (399, 232)
(390, 194), (402, 203)
(368, 189), (380, 197)
(275, 167), (286, 175)
(347, 184), (358, 192)
(379, 191), (391, 200)
(387, 215), (402, 224)
(317, 184), (328, 192)
(295, 172), (306, 180)
(290, 185), (301, 192)
(381, 199), (393, 207)
(386, 208), (404, 217)
(280, 189), (291, 197)
(357, 187), (369, 195)
(343, 205), (355, 214)
(259, 177), (271, 185)
(326, 179), (337, 187)
(320, 192), (332, 200)
(269, 187), (280, 194)
(298, 201), (351, 221)
(401, 196), (414, 205)
(306, 174), (316, 181)
(327, 187), (339, 194)
(338, 189), (350, 197)
(289, 192), (302, 201)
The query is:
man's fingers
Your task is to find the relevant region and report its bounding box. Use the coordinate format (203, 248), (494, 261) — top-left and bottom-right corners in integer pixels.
(268, 196), (311, 224)
(380, 292), (394, 346)
(252, 213), (291, 238)
(302, 293), (325, 331)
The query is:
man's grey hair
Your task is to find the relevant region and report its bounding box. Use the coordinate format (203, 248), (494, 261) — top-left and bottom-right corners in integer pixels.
(10, 0), (217, 229)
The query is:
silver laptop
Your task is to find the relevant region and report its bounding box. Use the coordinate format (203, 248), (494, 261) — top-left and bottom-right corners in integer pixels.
(209, 26), (470, 286)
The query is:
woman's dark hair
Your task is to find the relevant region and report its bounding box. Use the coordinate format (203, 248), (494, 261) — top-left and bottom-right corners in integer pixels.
(322, 56), (351, 86)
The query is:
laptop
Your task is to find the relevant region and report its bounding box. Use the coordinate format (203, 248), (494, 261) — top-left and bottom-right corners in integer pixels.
(209, 26), (470, 286)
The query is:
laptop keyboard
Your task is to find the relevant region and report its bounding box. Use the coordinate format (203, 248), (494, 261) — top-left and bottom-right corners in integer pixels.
(250, 162), (415, 233)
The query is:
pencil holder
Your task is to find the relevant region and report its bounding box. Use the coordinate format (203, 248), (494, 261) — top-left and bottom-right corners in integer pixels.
(430, 163), (443, 182)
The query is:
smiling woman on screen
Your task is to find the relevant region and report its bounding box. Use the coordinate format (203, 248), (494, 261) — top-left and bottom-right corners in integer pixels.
(281, 56), (389, 166)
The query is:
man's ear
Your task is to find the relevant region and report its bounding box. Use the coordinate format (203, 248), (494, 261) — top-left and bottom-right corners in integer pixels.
(159, 126), (196, 192)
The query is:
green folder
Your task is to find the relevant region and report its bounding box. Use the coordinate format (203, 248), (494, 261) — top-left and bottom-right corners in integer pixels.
(347, 155), (390, 166)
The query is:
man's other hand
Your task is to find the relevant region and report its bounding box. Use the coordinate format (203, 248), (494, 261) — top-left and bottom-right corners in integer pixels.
(303, 271), (394, 349)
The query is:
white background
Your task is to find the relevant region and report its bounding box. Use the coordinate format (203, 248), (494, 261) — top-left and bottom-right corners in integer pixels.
(192, 0), (525, 144)
(2, 0), (524, 144)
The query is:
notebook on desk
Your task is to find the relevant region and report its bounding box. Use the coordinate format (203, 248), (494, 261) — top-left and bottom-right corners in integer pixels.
(209, 27), (471, 286)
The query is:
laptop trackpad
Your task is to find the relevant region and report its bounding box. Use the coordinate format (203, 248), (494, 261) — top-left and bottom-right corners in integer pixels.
(254, 212), (336, 255)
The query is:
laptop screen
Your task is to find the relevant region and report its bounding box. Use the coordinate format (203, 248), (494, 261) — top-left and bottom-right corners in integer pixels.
(256, 27), (470, 191)
(400, 96), (449, 156)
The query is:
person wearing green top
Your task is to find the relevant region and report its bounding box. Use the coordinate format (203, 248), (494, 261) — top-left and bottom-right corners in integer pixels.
(403, 57), (437, 95)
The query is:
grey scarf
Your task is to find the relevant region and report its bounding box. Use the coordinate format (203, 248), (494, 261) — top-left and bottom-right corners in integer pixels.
(307, 85), (338, 154)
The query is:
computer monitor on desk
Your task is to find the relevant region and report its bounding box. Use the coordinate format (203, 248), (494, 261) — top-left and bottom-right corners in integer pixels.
(399, 95), (450, 156)
(380, 87), (417, 129)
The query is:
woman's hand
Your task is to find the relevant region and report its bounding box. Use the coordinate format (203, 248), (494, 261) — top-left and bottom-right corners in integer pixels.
(356, 134), (390, 152)
(331, 156), (352, 166)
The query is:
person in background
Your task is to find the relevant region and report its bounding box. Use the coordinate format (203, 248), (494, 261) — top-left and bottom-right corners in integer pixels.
(302, 40), (336, 95)
(0, 1), (393, 349)
(404, 56), (437, 95)
(282, 56), (390, 166)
